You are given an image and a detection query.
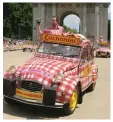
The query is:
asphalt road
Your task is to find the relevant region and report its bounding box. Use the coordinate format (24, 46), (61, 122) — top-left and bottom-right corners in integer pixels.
(3, 51), (110, 119)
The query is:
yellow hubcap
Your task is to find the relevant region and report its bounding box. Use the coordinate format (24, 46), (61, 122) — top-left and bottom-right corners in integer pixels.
(69, 90), (77, 111)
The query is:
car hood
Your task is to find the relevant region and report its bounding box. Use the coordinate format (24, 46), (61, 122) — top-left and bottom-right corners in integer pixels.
(15, 53), (79, 86)
(97, 47), (110, 52)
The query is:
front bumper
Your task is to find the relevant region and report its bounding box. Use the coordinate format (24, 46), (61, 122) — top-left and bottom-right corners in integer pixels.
(4, 95), (63, 108)
(3, 78), (64, 108)
(96, 51), (109, 57)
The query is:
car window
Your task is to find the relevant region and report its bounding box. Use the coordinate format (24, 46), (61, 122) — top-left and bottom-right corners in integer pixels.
(38, 43), (81, 57)
(81, 47), (88, 61)
(88, 46), (94, 60)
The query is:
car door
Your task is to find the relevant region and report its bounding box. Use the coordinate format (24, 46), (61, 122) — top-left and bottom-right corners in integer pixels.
(79, 45), (89, 91)
(88, 44), (95, 86)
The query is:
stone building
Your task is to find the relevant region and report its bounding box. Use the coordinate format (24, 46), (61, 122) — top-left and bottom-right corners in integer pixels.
(32, 3), (110, 42)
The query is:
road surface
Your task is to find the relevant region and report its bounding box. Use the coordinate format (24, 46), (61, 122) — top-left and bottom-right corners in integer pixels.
(3, 51), (110, 119)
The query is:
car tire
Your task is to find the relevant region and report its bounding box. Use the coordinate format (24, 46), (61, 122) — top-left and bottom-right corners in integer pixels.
(106, 53), (110, 58)
(63, 86), (79, 115)
(23, 48), (26, 52)
(96, 52), (100, 57)
(96, 53), (98, 57)
(30, 49), (33, 52)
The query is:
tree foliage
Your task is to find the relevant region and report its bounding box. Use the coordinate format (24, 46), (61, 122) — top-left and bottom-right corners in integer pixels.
(63, 25), (77, 34)
(3, 3), (33, 39)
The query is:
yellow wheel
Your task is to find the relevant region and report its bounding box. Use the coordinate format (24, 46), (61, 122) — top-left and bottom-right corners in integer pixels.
(63, 86), (78, 115)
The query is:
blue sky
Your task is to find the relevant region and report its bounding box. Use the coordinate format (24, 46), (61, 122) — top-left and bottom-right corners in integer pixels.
(108, 4), (111, 19)
(64, 14), (80, 32)
(64, 4), (111, 32)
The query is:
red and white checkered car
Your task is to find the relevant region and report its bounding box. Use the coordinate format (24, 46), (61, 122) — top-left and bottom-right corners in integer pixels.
(3, 34), (98, 115)
(96, 41), (110, 58)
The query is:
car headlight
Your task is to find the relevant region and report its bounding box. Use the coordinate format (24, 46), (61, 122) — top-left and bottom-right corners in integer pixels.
(53, 74), (63, 83)
(7, 65), (17, 74)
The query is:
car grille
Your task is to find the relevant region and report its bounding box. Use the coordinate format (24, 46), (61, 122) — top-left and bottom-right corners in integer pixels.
(20, 80), (42, 92)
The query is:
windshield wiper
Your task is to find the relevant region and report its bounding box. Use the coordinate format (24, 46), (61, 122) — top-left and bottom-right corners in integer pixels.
(63, 54), (78, 58)
(49, 52), (63, 56)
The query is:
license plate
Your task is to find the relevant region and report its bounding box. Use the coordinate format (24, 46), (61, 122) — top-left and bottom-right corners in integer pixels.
(101, 53), (106, 55)
(16, 88), (43, 101)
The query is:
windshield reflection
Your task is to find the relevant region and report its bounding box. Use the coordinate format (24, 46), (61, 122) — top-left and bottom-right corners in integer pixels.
(38, 43), (81, 57)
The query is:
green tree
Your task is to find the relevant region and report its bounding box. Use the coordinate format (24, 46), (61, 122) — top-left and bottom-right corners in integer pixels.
(3, 3), (33, 39)
(63, 25), (77, 34)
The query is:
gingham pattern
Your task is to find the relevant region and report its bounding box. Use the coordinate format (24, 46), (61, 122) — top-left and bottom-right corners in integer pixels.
(79, 61), (89, 90)
(80, 77), (89, 91)
(90, 64), (98, 83)
(79, 60), (95, 91)
(64, 68), (78, 76)
(4, 65), (21, 79)
(81, 62), (98, 91)
(97, 47), (110, 53)
(34, 52), (79, 64)
(56, 75), (79, 103)
(20, 58), (76, 81)
(5, 53), (78, 78)
(4, 53), (98, 103)
(4, 72), (16, 80)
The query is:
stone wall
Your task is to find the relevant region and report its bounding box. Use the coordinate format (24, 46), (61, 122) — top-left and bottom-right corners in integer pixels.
(32, 3), (109, 41)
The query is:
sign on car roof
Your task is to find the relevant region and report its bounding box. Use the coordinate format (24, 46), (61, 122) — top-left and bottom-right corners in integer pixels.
(41, 34), (82, 46)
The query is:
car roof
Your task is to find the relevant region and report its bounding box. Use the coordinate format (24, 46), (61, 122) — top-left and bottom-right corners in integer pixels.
(75, 34), (87, 40)
(74, 34), (91, 47)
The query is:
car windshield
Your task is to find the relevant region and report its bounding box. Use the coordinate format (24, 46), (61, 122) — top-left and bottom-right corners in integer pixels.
(38, 42), (81, 57)
(99, 44), (109, 48)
